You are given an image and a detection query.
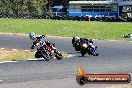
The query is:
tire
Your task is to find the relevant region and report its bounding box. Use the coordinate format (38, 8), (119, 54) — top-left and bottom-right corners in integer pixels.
(95, 53), (99, 56)
(89, 48), (99, 56)
(35, 51), (41, 58)
(81, 51), (86, 56)
(41, 50), (51, 61)
(55, 50), (63, 60)
(87, 51), (92, 55)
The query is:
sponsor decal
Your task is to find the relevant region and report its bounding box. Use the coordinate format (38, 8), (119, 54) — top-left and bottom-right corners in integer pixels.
(76, 66), (131, 85)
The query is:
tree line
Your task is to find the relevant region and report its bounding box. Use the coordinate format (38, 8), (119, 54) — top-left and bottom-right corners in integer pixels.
(0, 0), (51, 16)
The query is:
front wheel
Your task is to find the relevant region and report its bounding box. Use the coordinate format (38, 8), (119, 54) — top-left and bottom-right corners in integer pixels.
(89, 48), (99, 56)
(95, 53), (99, 56)
(81, 51), (86, 56)
(55, 50), (63, 60)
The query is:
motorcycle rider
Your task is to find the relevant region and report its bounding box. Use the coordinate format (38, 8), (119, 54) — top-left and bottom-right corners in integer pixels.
(29, 32), (46, 49)
(74, 37), (80, 43)
(29, 32), (56, 56)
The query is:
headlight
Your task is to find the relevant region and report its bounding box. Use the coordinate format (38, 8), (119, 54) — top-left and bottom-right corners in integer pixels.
(82, 44), (88, 48)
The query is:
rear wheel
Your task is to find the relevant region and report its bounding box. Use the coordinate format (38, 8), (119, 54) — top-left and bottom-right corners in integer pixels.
(81, 51), (86, 56)
(35, 51), (41, 58)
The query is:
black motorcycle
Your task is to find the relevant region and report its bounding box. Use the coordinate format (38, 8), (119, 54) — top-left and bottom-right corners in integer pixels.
(122, 34), (132, 38)
(35, 43), (63, 61)
(80, 43), (99, 56)
(72, 37), (94, 51)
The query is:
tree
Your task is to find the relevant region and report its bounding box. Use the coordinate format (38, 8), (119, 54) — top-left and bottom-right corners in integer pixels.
(0, 0), (49, 16)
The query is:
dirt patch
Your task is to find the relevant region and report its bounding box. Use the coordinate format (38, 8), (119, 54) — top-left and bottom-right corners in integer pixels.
(0, 50), (15, 58)
(0, 49), (35, 61)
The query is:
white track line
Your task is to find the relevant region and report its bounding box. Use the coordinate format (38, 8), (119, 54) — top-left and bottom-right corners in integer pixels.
(0, 61), (17, 64)
(24, 50), (30, 52)
(27, 58), (44, 61)
(67, 54), (75, 58)
(129, 41), (132, 42)
(0, 48), (5, 50)
(12, 49), (18, 51)
(0, 80), (3, 82)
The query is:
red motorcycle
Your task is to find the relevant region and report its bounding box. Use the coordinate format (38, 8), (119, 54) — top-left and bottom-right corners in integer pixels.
(35, 42), (63, 61)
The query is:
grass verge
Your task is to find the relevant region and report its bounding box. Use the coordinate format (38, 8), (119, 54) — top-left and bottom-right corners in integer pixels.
(0, 48), (69, 62)
(0, 49), (35, 61)
(0, 18), (132, 40)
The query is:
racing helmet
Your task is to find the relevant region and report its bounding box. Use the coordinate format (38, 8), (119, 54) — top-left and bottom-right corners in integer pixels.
(75, 37), (80, 42)
(29, 32), (35, 39)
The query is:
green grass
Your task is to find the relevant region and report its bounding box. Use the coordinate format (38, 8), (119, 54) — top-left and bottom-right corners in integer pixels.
(0, 18), (132, 40)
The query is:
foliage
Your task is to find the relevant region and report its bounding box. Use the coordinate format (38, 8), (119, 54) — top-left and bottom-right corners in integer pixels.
(0, 0), (48, 15)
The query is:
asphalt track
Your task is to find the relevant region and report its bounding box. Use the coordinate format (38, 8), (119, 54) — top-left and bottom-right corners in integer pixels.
(0, 34), (132, 88)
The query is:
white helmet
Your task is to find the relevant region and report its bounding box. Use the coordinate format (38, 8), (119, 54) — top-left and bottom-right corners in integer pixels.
(75, 37), (80, 41)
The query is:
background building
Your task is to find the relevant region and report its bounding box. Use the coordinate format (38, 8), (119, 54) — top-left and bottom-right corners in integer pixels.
(68, 0), (132, 17)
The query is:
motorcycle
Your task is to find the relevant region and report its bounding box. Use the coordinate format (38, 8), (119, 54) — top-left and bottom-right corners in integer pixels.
(35, 42), (63, 61)
(122, 34), (132, 38)
(80, 42), (99, 56)
(72, 37), (94, 52)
